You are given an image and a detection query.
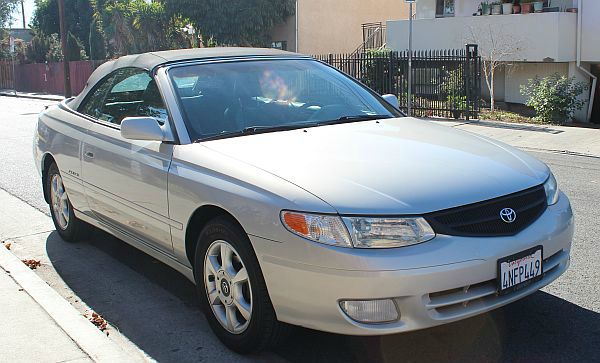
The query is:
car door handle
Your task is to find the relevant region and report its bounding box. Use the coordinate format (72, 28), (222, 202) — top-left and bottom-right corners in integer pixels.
(84, 151), (94, 159)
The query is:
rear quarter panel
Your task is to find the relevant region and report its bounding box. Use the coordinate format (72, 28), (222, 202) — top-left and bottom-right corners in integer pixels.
(35, 101), (91, 211)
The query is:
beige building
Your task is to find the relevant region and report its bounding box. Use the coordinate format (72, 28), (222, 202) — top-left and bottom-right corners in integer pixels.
(269, 0), (410, 55)
(387, 0), (599, 122)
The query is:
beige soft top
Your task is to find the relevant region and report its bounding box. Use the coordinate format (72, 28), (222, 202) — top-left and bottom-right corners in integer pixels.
(69, 47), (307, 109)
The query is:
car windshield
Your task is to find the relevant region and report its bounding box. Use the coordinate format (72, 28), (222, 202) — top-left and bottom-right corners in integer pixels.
(168, 59), (402, 141)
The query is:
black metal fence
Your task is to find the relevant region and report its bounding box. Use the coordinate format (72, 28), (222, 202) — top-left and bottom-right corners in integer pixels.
(314, 45), (481, 119)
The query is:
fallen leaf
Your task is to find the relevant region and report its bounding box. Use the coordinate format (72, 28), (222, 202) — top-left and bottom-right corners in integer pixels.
(86, 311), (108, 332)
(4, 243), (11, 250)
(21, 259), (41, 270)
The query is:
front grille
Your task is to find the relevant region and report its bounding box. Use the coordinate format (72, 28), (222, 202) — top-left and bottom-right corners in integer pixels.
(425, 184), (547, 237)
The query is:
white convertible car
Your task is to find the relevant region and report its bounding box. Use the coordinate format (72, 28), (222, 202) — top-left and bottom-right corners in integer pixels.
(34, 48), (573, 353)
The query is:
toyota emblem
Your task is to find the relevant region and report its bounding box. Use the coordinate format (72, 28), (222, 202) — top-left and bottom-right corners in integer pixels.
(500, 208), (517, 223)
(221, 280), (231, 297)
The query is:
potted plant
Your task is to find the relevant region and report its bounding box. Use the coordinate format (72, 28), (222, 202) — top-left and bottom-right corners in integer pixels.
(513, 1), (521, 13)
(502, 0), (513, 14)
(533, 0), (544, 12)
(520, 0), (534, 14)
(481, 1), (491, 15)
(491, 1), (503, 15)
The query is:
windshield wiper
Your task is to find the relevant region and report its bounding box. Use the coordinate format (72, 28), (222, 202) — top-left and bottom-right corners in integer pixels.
(193, 116), (391, 142)
(240, 124), (316, 134)
(335, 115), (393, 121)
(194, 122), (319, 142)
(316, 114), (393, 126)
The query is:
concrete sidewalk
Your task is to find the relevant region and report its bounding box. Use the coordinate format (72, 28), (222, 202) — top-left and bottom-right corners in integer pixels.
(430, 119), (600, 158)
(0, 189), (143, 362)
(0, 257), (93, 362)
(0, 90), (64, 102)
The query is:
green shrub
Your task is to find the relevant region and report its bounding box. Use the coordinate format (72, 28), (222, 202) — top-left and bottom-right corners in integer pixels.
(67, 32), (88, 61)
(441, 68), (464, 98)
(520, 73), (588, 123)
(46, 34), (63, 62)
(441, 68), (468, 118)
(361, 49), (399, 92)
(25, 35), (50, 63)
(88, 19), (106, 60)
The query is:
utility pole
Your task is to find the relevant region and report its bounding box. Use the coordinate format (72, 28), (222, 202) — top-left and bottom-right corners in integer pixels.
(58, 0), (71, 97)
(20, 0), (25, 28)
(8, 20), (16, 95)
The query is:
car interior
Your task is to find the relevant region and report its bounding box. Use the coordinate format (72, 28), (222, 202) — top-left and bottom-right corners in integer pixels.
(172, 66), (371, 140)
(80, 69), (168, 126)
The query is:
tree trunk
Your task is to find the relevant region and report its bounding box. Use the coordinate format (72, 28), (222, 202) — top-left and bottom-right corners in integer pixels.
(490, 69), (495, 111)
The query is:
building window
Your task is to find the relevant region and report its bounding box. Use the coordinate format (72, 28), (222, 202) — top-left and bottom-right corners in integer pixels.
(270, 41), (288, 51)
(436, 0), (455, 17)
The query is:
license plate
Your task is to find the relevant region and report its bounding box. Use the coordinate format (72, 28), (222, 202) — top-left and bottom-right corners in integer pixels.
(497, 246), (543, 295)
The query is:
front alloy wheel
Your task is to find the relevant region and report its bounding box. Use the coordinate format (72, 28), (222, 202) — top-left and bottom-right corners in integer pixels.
(194, 216), (290, 353)
(204, 240), (253, 334)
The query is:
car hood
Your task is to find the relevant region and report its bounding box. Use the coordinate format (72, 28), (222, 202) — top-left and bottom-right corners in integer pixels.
(202, 118), (550, 215)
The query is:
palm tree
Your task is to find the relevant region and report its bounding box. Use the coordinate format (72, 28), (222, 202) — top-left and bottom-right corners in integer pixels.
(131, 0), (169, 52)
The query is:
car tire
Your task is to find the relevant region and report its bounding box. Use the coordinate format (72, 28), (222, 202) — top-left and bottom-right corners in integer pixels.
(194, 216), (290, 353)
(46, 162), (89, 242)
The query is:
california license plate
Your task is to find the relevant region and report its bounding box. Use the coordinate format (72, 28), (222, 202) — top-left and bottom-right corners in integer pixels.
(497, 246), (543, 295)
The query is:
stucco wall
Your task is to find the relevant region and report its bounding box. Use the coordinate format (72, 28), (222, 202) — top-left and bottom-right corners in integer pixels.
(416, 0), (481, 19)
(482, 64), (506, 102)
(415, 0), (436, 19)
(270, 15), (296, 52)
(387, 12), (578, 63)
(504, 62), (569, 104)
(271, 0), (409, 55)
(581, 0), (600, 62)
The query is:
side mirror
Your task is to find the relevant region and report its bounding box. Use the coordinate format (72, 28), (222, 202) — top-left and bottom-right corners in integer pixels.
(382, 94), (400, 110)
(121, 117), (165, 141)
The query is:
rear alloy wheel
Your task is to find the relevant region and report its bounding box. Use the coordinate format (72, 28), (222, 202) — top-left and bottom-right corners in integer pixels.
(194, 216), (290, 353)
(46, 163), (88, 242)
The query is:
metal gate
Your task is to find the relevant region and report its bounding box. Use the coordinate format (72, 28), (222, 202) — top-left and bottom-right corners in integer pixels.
(314, 44), (482, 119)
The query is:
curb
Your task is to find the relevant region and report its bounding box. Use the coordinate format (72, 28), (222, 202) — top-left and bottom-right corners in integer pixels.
(0, 92), (64, 102)
(518, 146), (600, 160)
(0, 243), (136, 362)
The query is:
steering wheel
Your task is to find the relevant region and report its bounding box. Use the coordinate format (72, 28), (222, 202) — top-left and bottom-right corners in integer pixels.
(300, 101), (322, 111)
(308, 104), (347, 122)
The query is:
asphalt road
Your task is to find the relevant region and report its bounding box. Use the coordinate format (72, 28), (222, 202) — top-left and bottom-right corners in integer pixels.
(1, 96), (599, 362)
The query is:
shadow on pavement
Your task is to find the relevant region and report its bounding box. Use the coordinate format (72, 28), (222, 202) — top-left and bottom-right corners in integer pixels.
(45, 230), (600, 363)
(472, 120), (564, 134)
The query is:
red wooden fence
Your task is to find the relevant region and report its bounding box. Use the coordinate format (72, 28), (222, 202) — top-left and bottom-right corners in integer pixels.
(0, 60), (104, 96)
(0, 60), (14, 90)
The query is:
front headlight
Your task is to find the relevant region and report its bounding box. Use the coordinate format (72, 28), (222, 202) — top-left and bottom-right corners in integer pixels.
(281, 211), (436, 248)
(544, 173), (559, 205)
(342, 216), (435, 248)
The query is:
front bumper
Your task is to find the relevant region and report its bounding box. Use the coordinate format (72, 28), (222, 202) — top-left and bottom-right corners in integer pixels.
(253, 192), (574, 335)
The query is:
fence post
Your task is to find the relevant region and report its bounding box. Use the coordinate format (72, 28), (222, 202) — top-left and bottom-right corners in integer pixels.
(465, 44), (480, 121)
(388, 51), (394, 95)
(473, 44), (480, 119)
(465, 44), (471, 121)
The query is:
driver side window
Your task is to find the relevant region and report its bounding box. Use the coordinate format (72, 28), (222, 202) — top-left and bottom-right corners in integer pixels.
(79, 68), (168, 126)
(78, 73), (116, 122)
